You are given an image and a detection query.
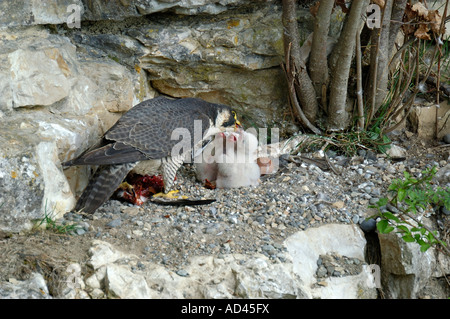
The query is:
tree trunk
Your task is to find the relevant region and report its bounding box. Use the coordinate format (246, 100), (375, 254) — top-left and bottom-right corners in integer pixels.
(282, 0), (319, 125)
(367, 0), (394, 121)
(327, 0), (367, 131)
(309, 0), (334, 109)
(388, 0), (408, 58)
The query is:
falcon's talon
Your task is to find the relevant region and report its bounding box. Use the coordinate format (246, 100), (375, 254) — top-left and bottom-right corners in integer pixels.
(118, 181), (134, 192)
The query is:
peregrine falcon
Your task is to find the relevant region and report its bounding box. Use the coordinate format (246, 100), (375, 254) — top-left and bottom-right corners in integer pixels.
(63, 96), (239, 214)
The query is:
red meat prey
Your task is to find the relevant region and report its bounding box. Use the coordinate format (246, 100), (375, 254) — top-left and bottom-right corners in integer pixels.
(115, 173), (165, 205)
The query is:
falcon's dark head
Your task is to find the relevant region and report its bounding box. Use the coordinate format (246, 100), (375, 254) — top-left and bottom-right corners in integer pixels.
(214, 106), (241, 130)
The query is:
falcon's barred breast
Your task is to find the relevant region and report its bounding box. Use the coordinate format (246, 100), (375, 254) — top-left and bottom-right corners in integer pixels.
(63, 96), (239, 214)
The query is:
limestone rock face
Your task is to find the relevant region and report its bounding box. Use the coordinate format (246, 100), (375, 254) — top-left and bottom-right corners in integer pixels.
(84, 240), (306, 299)
(0, 111), (91, 232)
(0, 29), (75, 112)
(0, 27), (154, 231)
(0, 272), (51, 299)
(9, 47), (72, 108)
(131, 4), (287, 127)
(0, 128), (45, 232)
(378, 232), (436, 299)
(81, 225), (376, 299)
(408, 102), (450, 140)
(285, 224), (378, 299)
(81, 0), (268, 20)
(0, 0), (83, 27)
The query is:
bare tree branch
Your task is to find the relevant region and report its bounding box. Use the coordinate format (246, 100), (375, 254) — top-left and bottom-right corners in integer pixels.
(282, 44), (322, 135)
(384, 40), (421, 134)
(434, 0), (448, 138)
(388, 0), (408, 57)
(356, 27), (364, 131)
(282, 0), (319, 125)
(383, 46), (417, 127)
(309, 0), (334, 107)
(367, 0), (394, 123)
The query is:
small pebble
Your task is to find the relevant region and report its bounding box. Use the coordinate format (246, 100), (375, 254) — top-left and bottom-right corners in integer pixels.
(360, 218), (377, 233)
(316, 265), (328, 278)
(443, 134), (450, 144)
(75, 228), (86, 236)
(262, 244), (276, 254)
(107, 218), (122, 228)
(176, 269), (189, 277)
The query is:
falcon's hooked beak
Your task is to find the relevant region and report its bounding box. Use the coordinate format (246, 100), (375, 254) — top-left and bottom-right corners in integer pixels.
(232, 111), (241, 131)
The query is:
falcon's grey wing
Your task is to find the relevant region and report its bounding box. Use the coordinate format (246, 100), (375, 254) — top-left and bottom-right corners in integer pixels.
(106, 97), (214, 160)
(63, 97), (213, 166)
(63, 142), (148, 166)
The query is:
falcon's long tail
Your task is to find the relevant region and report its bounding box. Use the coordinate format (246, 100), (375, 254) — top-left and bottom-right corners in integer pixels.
(75, 163), (136, 214)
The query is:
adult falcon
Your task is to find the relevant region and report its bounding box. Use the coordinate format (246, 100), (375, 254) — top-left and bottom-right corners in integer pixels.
(63, 96), (240, 214)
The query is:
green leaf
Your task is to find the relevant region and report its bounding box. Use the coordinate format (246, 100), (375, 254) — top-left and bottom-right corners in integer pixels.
(420, 243), (431, 252)
(397, 188), (406, 202)
(377, 220), (394, 234)
(426, 232), (437, 242)
(382, 211), (401, 223)
(416, 239), (426, 246)
(377, 220), (387, 232)
(388, 184), (397, 191)
(377, 198), (388, 207)
(397, 225), (409, 233)
(402, 234), (416, 243)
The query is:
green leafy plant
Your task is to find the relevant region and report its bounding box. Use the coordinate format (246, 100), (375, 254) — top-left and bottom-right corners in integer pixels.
(294, 129), (391, 158)
(371, 167), (450, 255)
(33, 201), (80, 235)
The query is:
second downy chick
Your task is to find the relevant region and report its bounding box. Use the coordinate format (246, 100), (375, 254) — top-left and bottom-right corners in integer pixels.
(215, 129), (260, 188)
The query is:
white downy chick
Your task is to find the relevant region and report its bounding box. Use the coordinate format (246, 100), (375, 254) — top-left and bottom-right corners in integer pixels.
(215, 129), (260, 188)
(194, 135), (222, 183)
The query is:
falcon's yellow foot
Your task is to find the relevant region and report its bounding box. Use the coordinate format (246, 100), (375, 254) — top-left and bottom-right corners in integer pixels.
(153, 190), (188, 200)
(118, 181), (134, 192)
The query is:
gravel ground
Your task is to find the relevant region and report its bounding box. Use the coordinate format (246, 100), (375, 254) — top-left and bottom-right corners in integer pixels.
(0, 133), (449, 296)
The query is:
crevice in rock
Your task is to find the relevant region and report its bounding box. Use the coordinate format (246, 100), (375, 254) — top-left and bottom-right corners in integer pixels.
(361, 225), (383, 298)
(363, 230), (381, 266)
